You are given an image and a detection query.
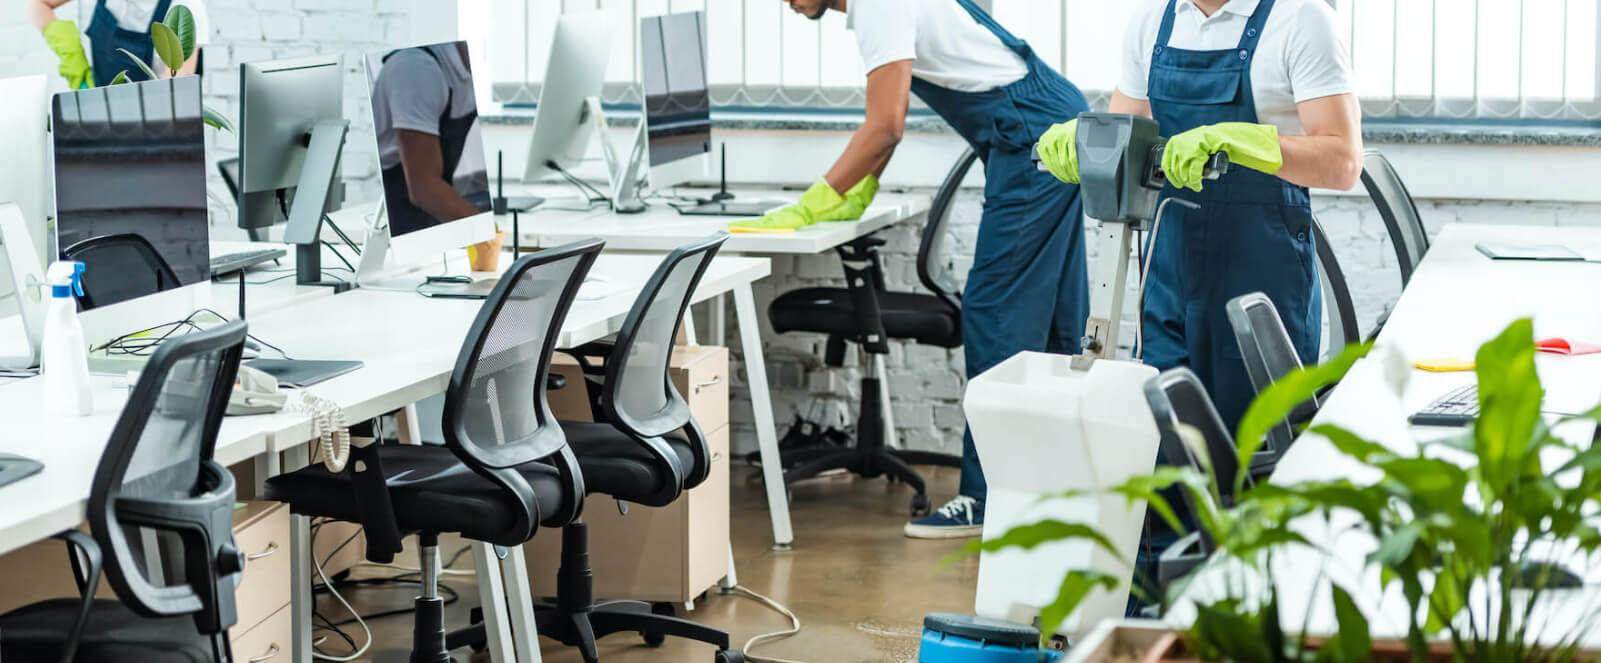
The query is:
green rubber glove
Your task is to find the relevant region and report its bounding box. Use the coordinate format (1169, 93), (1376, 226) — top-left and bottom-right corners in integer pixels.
(817, 175), (879, 222)
(729, 179), (846, 231)
(1037, 119), (1079, 184)
(43, 20), (93, 89)
(1162, 122), (1282, 192)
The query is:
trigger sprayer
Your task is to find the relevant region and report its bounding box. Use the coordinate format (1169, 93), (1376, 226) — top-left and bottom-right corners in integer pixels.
(42, 261), (92, 417)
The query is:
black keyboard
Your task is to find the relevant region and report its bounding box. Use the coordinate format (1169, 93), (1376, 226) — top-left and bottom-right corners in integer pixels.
(1410, 383), (1479, 427)
(210, 248), (287, 278)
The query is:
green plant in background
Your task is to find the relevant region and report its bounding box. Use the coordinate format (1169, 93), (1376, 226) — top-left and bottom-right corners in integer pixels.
(972, 318), (1601, 663)
(104, 5), (232, 133)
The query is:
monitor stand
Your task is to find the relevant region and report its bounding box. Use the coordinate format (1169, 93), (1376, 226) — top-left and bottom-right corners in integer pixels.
(609, 121), (650, 214)
(0, 203), (46, 370)
(282, 119), (354, 293)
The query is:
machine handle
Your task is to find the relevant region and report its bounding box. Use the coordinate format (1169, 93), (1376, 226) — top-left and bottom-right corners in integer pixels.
(1148, 147), (1231, 187)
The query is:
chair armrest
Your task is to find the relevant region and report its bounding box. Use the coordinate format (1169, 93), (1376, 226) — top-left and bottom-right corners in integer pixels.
(53, 529), (103, 663)
(1157, 531), (1207, 586)
(347, 445), (405, 564)
(834, 237), (890, 354)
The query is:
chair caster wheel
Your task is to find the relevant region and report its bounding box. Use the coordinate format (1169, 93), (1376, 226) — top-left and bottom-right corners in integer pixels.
(642, 601), (674, 646)
(716, 650), (747, 663)
(910, 493), (930, 516)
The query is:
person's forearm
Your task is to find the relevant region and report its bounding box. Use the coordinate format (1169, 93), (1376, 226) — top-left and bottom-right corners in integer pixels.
(28, 0), (64, 30)
(408, 179), (482, 223)
(1275, 133), (1363, 190)
(824, 120), (901, 193)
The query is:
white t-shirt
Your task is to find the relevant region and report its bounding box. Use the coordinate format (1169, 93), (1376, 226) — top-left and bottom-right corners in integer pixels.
(92, 0), (211, 73)
(1117, 0), (1351, 136)
(371, 44), (479, 171)
(846, 0), (1028, 93)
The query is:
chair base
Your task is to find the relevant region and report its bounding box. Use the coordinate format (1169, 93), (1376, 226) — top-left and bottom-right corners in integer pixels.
(776, 376), (963, 515)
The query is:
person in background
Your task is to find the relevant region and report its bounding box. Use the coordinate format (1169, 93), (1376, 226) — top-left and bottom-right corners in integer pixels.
(755, 0), (1093, 540)
(1036, 0), (1362, 611)
(28, 0), (210, 89)
(370, 42), (492, 237)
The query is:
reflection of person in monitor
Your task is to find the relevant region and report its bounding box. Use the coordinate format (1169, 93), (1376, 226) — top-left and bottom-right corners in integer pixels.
(372, 42), (490, 237)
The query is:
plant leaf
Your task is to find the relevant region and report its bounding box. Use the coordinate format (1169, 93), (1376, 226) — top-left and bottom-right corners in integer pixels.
(1194, 601), (1275, 663)
(953, 519), (1125, 566)
(108, 70), (130, 85)
(117, 48), (161, 81)
(1309, 425), (1391, 464)
(150, 23), (184, 76)
(1235, 341), (1371, 494)
(1472, 318), (1543, 497)
(1370, 520), (1423, 568)
(162, 4), (197, 62)
(1329, 584), (1372, 663)
(1036, 570), (1120, 643)
(203, 105), (234, 134)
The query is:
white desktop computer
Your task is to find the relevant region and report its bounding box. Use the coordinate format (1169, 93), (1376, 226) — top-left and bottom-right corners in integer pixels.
(522, 11), (613, 189)
(357, 40), (499, 295)
(609, 11), (720, 213)
(0, 75), (52, 369)
(51, 76), (214, 349)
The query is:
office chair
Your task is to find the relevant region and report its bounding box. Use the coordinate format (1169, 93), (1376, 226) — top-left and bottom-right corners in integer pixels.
(1312, 217), (1360, 358)
(1142, 367), (1249, 585)
(457, 234), (746, 663)
(1360, 149), (1430, 286)
(1226, 292), (1322, 466)
(265, 241), (603, 663)
(60, 233), (182, 309)
(0, 320), (249, 663)
(766, 150), (976, 515)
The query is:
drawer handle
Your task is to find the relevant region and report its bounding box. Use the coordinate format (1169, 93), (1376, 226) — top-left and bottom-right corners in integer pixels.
(247, 542), (280, 561)
(711, 452), (722, 463)
(248, 643), (281, 663)
(695, 376), (722, 391)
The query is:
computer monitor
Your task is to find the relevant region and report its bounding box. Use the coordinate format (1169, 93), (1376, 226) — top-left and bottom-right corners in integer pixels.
(51, 75), (211, 344)
(238, 55), (346, 232)
(0, 75), (51, 369)
(522, 11), (613, 184)
(640, 11), (712, 188)
(365, 40), (496, 267)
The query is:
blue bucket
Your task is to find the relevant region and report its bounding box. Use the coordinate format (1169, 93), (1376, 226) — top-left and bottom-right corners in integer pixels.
(917, 613), (1063, 663)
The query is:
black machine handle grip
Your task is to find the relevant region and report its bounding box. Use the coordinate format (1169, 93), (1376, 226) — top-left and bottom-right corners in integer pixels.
(1030, 144), (1231, 185)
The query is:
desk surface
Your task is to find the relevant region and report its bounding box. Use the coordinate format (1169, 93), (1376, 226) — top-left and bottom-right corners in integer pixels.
(1178, 223), (1601, 645)
(0, 252), (770, 556)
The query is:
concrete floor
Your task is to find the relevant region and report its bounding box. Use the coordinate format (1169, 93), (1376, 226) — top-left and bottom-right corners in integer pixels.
(316, 465), (979, 663)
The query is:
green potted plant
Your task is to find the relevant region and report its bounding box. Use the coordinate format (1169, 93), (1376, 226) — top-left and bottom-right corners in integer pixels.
(104, 5), (232, 133)
(975, 318), (1601, 663)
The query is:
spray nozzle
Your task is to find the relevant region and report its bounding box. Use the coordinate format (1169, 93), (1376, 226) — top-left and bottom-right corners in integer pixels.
(46, 261), (85, 298)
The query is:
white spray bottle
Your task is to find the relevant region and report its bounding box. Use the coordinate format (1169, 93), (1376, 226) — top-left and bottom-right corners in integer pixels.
(42, 261), (92, 416)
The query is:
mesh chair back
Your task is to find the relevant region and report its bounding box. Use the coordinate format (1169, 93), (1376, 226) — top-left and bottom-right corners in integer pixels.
(602, 234), (729, 493)
(917, 148), (979, 311)
(1226, 292), (1319, 458)
(1313, 217), (1359, 357)
(88, 320), (247, 637)
(1360, 149), (1429, 285)
(444, 239), (602, 531)
(1144, 368), (1244, 553)
(61, 233), (183, 310)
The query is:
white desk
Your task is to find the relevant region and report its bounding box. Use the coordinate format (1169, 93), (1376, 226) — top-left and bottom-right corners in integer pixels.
(1176, 224), (1601, 645)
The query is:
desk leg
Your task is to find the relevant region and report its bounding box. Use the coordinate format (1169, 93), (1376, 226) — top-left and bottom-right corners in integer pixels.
(499, 546), (544, 663)
(732, 284), (795, 549)
(874, 354), (901, 450)
(291, 514), (313, 663)
(711, 293), (727, 347)
(719, 544), (738, 592)
(395, 404), (423, 445)
(471, 543), (516, 663)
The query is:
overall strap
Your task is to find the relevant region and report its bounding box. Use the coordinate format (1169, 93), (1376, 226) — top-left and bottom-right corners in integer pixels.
(1155, 0), (1180, 48)
(1235, 0), (1277, 54)
(949, 0), (1034, 60)
(150, 0), (174, 28)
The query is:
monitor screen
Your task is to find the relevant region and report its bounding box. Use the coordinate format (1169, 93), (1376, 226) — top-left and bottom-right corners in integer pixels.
(367, 41), (491, 239)
(641, 12), (711, 168)
(52, 76), (209, 311)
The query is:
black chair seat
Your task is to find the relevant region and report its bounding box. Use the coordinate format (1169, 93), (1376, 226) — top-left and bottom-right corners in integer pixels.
(769, 287), (961, 348)
(264, 445), (568, 541)
(562, 422), (692, 505)
(0, 598), (214, 663)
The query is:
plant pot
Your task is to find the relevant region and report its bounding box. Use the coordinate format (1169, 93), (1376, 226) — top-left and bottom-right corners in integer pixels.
(1063, 620), (1500, 663)
(467, 231), (506, 272)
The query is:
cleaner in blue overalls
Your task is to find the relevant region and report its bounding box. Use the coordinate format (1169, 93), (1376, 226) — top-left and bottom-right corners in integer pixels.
(28, 0), (209, 89)
(1037, 0), (1363, 608)
(740, 0), (1093, 540)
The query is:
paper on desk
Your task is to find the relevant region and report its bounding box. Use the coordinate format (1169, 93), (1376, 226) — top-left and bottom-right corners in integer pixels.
(1538, 337), (1601, 356)
(1537, 354), (1601, 416)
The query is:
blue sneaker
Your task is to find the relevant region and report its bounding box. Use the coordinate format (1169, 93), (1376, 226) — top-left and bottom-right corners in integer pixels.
(904, 496), (984, 539)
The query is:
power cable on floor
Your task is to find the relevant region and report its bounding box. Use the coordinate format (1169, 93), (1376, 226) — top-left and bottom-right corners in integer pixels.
(729, 585), (808, 663)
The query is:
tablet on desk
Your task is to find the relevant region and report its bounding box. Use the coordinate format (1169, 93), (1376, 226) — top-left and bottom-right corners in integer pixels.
(1475, 243), (1586, 261)
(246, 359), (364, 388)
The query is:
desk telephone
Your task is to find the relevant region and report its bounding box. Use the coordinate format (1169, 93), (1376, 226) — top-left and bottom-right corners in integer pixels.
(229, 366), (351, 472)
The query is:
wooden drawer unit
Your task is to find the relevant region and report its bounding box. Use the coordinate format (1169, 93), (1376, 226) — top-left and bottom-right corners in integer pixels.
(229, 502), (291, 641)
(549, 346), (729, 431)
(231, 602), (291, 663)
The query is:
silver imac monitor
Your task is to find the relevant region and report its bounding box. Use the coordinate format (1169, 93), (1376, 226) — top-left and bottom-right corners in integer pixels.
(0, 75), (51, 369)
(365, 40), (496, 268)
(238, 55), (345, 231)
(641, 11), (712, 189)
(51, 75), (212, 343)
(522, 11), (613, 185)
